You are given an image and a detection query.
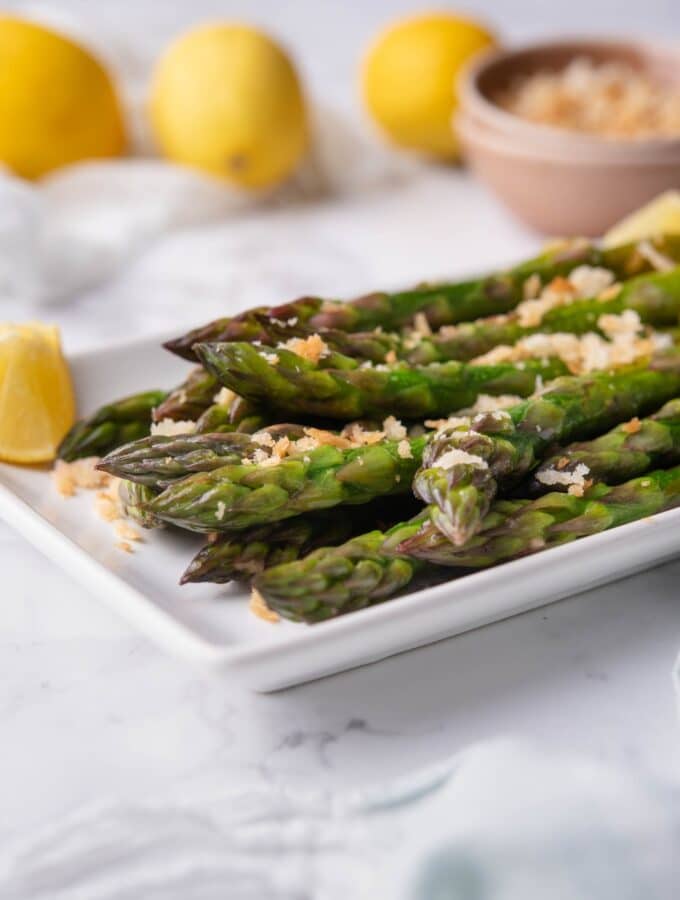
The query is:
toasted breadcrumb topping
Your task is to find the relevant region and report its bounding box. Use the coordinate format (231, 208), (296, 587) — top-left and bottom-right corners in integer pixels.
(213, 387), (236, 407)
(496, 58), (680, 139)
(568, 479), (593, 497)
(385, 349), (398, 365)
(250, 587), (280, 623)
(280, 334), (330, 363)
(293, 436), (319, 453)
(424, 415), (471, 431)
(473, 313), (665, 375)
(463, 394), (523, 414)
(536, 462), (591, 489)
(253, 431), (275, 447)
(151, 418), (196, 437)
(523, 273), (542, 300)
(397, 439), (413, 459)
(115, 521), (142, 542)
(304, 427), (353, 449)
(53, 457), (110, 496)
(514, 266), (615, 328)
(54, 457), (146, 553)
(382, 415), (407, 441)
(597, 283), (623, 302)
(435, 448), (488, 470)
(622, 417), (642, 434)
(412, 312), (432, 337)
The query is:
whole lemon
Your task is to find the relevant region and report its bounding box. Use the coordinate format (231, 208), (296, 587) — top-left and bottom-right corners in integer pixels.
(0, 17), (126, 179)
(362, 12), (496, 160)
(149, 24), (309, 190)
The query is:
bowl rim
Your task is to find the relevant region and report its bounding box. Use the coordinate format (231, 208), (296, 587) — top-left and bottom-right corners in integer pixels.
(459, 36), (680, 156)
(456, 109), (680, 167)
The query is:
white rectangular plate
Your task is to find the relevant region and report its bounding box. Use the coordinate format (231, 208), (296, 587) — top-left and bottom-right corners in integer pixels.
(1, 336), (679, 691)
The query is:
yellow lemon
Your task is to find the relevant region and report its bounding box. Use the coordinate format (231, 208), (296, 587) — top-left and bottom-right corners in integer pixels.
(0, 323), (75, 464)
(0, 17), (126, 179)
(149, 24), (309, 189)
(362, 12), (496, 160)
(603, 191), (680, 247)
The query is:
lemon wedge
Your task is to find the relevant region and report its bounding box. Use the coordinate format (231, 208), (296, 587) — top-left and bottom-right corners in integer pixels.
(0, 323), (75, 464)
(603, 191), (680, 247)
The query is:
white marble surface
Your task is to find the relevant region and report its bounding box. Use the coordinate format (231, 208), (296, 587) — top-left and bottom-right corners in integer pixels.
(1, 0), (680, 889)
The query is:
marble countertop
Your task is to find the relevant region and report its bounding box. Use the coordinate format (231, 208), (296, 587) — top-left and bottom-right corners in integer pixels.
(1, 0), (680, 872)
(2, 165), (680, 851)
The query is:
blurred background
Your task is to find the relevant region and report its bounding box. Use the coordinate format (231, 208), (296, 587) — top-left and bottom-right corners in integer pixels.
(0, 0), (676, 354)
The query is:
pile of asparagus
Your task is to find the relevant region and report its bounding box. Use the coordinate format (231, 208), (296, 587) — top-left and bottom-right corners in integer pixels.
(57, 234), (680, 623)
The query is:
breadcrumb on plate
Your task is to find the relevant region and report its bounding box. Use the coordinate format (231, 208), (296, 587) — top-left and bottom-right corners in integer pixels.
(250, 588), (280, 623)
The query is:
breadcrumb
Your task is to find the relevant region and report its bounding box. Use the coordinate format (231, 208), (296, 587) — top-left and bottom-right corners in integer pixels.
(435, 448), (488, 470)
(213, 387), (236, 407)
(150, 418), (196, 436)
(115, 521), (142, 542)
(281, 333), (330, 363)
(382, 415), (407, 441)
(412, 312), (432, 337)
(397, 439), (413, 459)
(250, 588), (280, 623)
(622, 417), (642, 434)
(52, 457), (110, 496)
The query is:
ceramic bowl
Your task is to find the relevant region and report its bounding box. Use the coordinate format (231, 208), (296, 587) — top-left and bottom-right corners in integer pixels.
(457, 39), (680, 235)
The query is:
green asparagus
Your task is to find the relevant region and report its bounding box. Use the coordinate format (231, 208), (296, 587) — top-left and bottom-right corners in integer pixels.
(255, 513), (430, 622)
(195, 342), (567, 420)
(152, 367), (219, 422)
(163, 235), (680, 361)
(57, 389), (167, 462)
(263, 267), (680, 366)
(529, 398), (680, 493)
(401, 466), (680, 565)
(98, 425), (309, 486)
(146, 436), (429, 532)
(257, 465), (680, 622)
(414, 354), (680, 544)
(118, 481), (161, 529)
(181, 497), (420, 584)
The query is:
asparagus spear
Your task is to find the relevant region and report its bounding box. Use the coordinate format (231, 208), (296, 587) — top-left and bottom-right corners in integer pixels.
(118, 481), (161, 529)
(195, 342), (567, 420)
(529, 398), (680, 493)
(57, 390), (167, 462)
(163, 298), (324, 361)
(98, 425), (309, 486)
(263, 267), (680, 366)
(255, 513), (430, 622)
(256, 465), (680, 622)
(181, 497), (420, 584)
(182, 514), (357, 584)
(401, 466), (680, 565)
(414, 355), (680, 544)
(152, 367), (219, 422)
(146, 436), (430, 533)
(163, 235), (680, 361)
